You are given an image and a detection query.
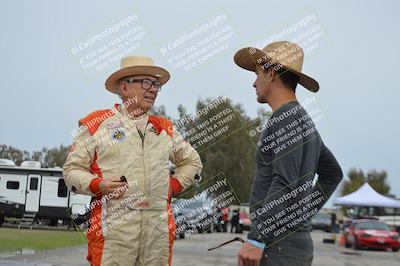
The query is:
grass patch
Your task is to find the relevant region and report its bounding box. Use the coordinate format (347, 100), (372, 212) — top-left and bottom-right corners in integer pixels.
(0, 228), (87, 253)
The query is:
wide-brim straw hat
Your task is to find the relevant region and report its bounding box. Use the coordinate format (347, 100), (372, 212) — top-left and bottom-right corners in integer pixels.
(234, 41), (319, 92)
(105, 56), (170, 94)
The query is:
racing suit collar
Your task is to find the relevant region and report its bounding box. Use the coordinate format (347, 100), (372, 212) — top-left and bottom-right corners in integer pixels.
(116, 103), (149, 132)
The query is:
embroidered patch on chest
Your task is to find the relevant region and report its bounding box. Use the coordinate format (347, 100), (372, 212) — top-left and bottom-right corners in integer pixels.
(110, 128), (126, 142)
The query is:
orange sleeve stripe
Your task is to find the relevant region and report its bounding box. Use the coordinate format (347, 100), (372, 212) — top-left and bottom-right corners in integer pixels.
(167, 203), (175, 266)
(89, 177), (102, 197)
(79, 109), (114, 135)
(77, 109), (110, 265)
(170, 177), (182, 196)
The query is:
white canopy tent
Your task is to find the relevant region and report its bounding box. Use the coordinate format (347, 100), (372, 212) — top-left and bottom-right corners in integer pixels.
(334, 183), (400, 208)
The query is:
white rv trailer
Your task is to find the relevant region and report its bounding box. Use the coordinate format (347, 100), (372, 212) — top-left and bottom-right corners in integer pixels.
(0, 160), (91, 226)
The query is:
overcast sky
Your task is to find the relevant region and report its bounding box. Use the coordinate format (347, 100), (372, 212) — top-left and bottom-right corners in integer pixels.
(1, 0), (399, 201)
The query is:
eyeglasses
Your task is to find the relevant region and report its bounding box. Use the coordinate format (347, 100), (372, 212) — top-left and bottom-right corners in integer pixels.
(123, 77), (162, 92)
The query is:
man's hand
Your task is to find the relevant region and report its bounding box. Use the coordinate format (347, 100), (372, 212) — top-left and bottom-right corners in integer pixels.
(168, 177), (182, 201)
(238, 242), (263, 266)
(99, 176), (127, 198)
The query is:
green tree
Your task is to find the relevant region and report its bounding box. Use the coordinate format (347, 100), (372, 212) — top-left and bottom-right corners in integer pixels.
(341, 168), (391, 196)
(366, 170), (390, 195)
(151, 104), (171, 119)
(42, 145), (69, 168)
(173, 97), (267, 202)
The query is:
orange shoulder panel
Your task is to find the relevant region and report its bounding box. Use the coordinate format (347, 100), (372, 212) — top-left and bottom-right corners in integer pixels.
(148, 115), (173, 137)
(79, 109), (115, 136)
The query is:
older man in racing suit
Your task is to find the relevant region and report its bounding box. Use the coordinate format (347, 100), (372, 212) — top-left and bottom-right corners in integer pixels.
(63, 56), (203, 266)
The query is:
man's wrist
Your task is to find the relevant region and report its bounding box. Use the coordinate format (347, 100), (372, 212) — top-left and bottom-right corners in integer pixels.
(247, 239), (266, 250)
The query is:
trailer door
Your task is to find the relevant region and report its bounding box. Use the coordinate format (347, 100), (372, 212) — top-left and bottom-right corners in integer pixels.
(25, 174), (41, 212)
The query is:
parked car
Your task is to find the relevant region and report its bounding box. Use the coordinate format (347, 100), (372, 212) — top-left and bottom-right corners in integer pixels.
(175, 197), (215, 234)
(237, 212), (251, 233)
(311, 214), (332, 232)
(344, 219), (400, 251)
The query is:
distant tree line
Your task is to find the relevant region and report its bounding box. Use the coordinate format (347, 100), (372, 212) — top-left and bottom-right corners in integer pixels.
(341, 168), (392, 196)
(0, 144), (69, 168)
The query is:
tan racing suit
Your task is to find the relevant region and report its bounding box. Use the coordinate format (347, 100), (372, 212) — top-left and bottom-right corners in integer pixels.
(63, 103), (202, 266)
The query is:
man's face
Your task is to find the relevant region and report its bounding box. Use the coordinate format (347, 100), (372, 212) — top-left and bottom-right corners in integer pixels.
(119, 75), (160, 113)
(253, 66), (273, 103)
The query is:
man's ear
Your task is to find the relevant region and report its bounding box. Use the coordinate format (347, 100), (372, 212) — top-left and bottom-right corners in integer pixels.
(265, 67), (276, 82)
(272, 67), (283, 83)
(119, 82), (128, 98)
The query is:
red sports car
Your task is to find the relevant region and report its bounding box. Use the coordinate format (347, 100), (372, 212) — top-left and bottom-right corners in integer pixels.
(344, 219), (400, 251)
(239, 212), (251, 231)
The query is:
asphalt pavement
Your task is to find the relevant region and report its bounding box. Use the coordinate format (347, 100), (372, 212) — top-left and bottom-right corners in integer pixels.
(1, 230), (399, 266)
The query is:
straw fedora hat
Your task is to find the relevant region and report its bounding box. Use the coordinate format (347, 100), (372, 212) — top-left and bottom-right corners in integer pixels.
(234, 41), (319, 92)
(105, 56), (170, 94)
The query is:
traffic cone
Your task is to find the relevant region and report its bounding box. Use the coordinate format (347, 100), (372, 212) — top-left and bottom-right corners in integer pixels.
(338, 234), (346, 247)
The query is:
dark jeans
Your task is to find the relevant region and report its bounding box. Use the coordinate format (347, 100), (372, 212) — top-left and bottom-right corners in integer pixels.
(231, 223), (238, 233)
(259, 231), (313, 266)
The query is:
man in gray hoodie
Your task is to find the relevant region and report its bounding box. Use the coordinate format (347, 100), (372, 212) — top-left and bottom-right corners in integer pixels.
(234, 41), (343, 266)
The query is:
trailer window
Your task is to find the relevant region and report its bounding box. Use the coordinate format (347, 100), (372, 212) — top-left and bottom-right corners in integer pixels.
(7, 181), (19, 190)
(30, 178), (38, 190)
(58, 179), (68, 197)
